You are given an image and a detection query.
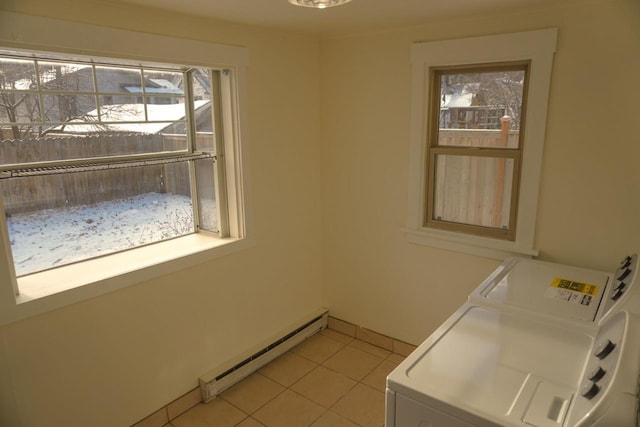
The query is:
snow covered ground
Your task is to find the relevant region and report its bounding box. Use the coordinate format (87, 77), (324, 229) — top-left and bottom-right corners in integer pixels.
(6, 193), (194, 277)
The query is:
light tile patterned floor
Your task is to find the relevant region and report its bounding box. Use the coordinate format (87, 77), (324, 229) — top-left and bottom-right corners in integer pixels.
(166, 329), (407, 427)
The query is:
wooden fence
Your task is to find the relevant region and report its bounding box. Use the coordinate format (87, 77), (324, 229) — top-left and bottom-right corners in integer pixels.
(0, 133), (213, 215)
(434, 121), (519, 230)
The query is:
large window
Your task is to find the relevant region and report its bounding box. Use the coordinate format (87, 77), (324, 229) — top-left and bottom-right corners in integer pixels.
(406, 29), (557, 258)
(0, 12), (251, 324)
(0, 53), (223, 276)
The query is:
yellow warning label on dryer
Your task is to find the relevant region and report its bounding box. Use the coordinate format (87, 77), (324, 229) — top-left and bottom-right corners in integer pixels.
(550, 278), (599, 296)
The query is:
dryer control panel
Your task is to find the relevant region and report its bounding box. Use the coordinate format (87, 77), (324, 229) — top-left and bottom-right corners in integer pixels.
(601, 254), (639, 321)
(567, 310), (640, 426)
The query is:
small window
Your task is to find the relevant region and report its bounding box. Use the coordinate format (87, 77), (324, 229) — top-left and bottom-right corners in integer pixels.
(406, 29), (557, 258)
(0, 52), (229, 277)
(426, 63), (529, 240)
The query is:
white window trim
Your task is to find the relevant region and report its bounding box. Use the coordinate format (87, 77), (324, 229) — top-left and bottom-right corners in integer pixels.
(0, 12), (253, 326)
(405, 29), (557, 260)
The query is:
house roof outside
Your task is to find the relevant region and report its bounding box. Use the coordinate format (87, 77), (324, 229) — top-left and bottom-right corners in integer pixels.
(123, 78), (184, 95)
(442, 92), (474, 109)
(51, 99), (210, 134)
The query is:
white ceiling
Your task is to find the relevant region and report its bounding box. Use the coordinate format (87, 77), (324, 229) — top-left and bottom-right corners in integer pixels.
(109, 0), (559, 38)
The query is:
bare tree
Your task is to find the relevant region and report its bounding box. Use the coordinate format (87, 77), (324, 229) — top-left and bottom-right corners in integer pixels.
(1, 60), (100, 140)
(0, 59), (40, 139)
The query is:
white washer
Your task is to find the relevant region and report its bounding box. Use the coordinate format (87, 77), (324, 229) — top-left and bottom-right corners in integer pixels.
(386, 254), (640, 427)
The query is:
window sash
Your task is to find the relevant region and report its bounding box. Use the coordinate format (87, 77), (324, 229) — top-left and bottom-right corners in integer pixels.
(0, 52), (190, 128)
(425, 148), (521, 240)
(4, 162), (199, 276)
(424, 62), (529, 241)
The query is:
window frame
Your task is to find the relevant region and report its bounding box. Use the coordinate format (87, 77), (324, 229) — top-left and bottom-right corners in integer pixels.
(0, 11), (253, 326)
(0, 54), (225, 276)
(405, 29), (557, 259)
(425, 61), (530, 241)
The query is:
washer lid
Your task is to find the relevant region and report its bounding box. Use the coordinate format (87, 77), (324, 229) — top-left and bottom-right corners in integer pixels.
(470, 258), (610, 322)
(391, 305), (592, 424)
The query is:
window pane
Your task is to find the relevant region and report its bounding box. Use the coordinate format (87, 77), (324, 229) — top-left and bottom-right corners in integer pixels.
(436, 68), (525, 148)
(38, 61), (94, 93)
(0, 57), (37, 90)
(143, 70), (184, 95)
(0, 92), (41, 124)
(145, 101), (187, 122)
(95, 65), (143, 94)
(98, 96), (145, 122)
(191, 69), (214, 152)
(432, 154), (514, 230)
(194, 158), (218, 233)
(42, 93), (97, 123)
(1, 161), (193, 276)
(0, 58), (40, 138)
(191, 69), (211, 101)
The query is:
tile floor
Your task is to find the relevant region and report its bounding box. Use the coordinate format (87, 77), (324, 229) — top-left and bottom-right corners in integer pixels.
(166, 328), (408, 427)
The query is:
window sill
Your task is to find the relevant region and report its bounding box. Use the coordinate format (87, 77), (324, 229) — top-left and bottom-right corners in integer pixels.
(4, 234), (253, 325)
(403, 227), (538, 260)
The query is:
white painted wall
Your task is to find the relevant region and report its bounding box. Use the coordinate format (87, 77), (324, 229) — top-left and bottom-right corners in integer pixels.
(320, 0), (640, 344)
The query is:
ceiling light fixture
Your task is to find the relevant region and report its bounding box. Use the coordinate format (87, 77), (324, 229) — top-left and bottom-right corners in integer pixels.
(288, 0), (352, 9)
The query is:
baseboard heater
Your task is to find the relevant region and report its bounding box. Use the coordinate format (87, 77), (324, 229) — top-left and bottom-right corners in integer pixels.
(199, 309), (328, 402)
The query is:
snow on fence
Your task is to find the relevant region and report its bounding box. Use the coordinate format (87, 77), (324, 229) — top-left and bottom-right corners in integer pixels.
(0, 133), (203, 215)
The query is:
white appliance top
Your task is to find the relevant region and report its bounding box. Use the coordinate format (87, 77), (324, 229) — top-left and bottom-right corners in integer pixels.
(388, 304), (593, 426)
(469, 258), (611, 324)
(387, 304), (640, 426)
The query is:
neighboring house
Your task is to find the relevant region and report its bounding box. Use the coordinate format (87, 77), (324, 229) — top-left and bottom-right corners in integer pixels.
(439, 84), (506, 130)
(1, 64), (212, 140)
(39, 66), (187, 123)
(49, 99), (212, 135)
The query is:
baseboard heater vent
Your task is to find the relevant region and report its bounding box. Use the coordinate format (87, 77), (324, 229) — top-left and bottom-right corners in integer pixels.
(199, 310), (328, 402)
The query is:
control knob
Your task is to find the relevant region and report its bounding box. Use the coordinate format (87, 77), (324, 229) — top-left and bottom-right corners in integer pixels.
(581, 382), (600, 400)
(612, 283), (626, 301)
(588, 366), (606, 382)
(617, 268), (632, 281)
(620, 256), (632, 269)
(594, 339), (616, 360)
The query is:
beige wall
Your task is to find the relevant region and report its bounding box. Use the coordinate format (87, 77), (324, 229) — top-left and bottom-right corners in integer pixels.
(0, 0), (639, 425)
(320, 0), (640, 343)
(0, 2), (324, 426)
